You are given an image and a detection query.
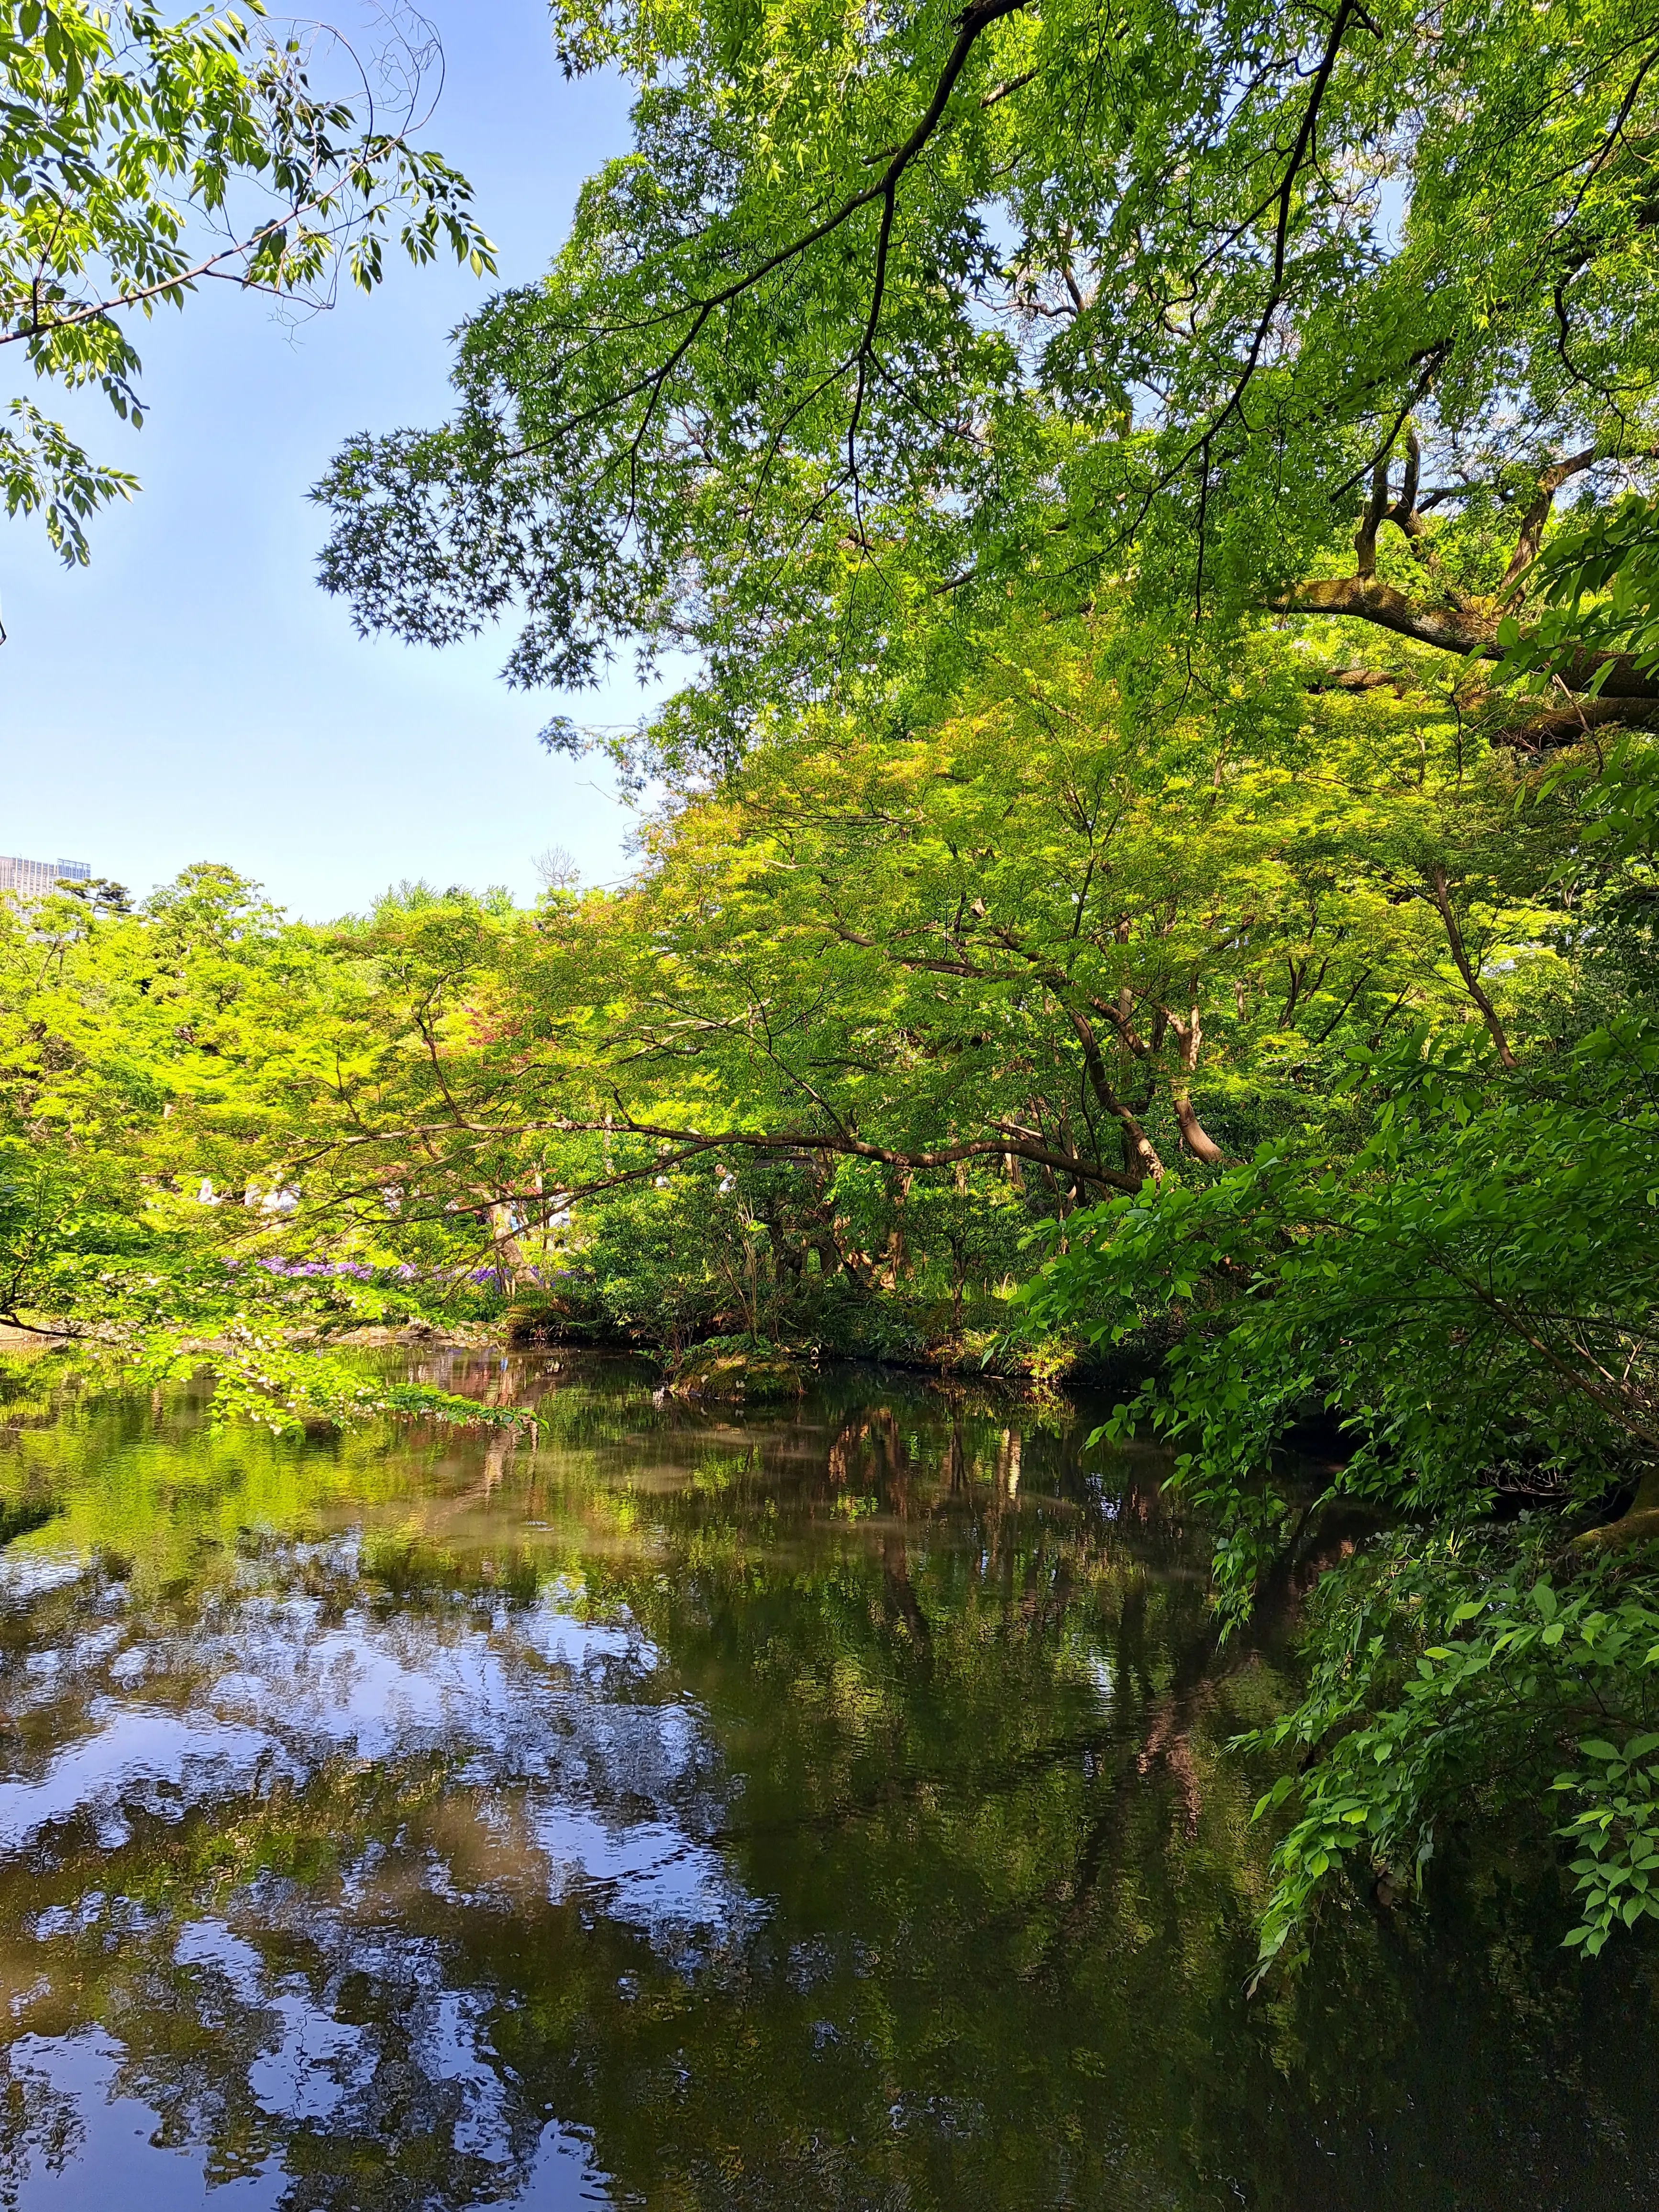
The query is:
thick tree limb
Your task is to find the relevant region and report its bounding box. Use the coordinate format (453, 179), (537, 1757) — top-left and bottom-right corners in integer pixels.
(1486, 697), (1659, 752)
(1166, 1008), (1225, 1164)
(1272, 575), (1659, 699)
(1501, 446), (1600, 591)
(1067, 1008), (1166, 1183)
(1303, 668), (1418, 697)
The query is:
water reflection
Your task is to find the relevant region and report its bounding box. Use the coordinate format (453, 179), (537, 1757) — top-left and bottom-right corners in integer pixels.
(0, 1351), (1652, 2209)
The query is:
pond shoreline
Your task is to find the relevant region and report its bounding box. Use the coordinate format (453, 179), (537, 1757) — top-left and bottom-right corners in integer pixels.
(0, 1314), (1153, 1397)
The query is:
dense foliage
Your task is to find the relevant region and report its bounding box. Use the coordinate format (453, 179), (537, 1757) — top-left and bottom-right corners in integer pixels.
(318, 0), (1659, 771)
(0, 866), (527, 1431)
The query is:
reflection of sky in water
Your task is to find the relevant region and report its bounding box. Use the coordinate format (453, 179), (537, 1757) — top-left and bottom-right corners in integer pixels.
(2, 2026), (612, 2209)
(533, 1803), (739, 1931)
(0, 1710), (273, 1851)
(0, 1554), (743, 1934)
(5, 2029), (281, 2211)
(0, 1551), (90, 1605)
(0, 1543), (747, 2206)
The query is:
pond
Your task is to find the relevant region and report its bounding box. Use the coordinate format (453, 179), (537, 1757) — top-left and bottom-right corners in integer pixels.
(0, 1350), (1652, 2210)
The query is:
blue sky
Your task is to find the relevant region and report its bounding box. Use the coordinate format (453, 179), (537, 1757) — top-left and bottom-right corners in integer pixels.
(0, 4), (661, 919)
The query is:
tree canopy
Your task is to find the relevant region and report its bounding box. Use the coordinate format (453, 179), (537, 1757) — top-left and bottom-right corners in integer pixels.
(318, 0), (1659, 768)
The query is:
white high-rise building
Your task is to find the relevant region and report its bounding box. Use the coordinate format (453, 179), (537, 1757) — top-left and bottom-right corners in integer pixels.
(0, 855), (91, 899)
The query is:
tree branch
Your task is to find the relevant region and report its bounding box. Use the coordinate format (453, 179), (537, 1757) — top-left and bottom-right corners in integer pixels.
(1428, 866), (1517, 1070)
(1501, 446), (1600, 592)
(1486, 696), (1659, 752)
(1270, 575), (1659, 699)
(517, 0), (1028, 461)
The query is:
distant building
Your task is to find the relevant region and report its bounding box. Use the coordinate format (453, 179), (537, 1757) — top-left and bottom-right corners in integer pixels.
(0, 855), (91, 899)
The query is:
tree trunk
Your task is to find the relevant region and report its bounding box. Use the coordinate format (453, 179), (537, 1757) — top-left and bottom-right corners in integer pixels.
(1166, 1007), (1224, 1164)
(1428, 867), (1517, 1069)
(1575, 1464), (1659, 1551)
(1069, 1009), (1164, 1183)
(1271, 575), (1657, 700)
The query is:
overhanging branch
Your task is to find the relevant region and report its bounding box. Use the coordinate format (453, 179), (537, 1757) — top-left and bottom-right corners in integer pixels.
(281, 1108), (1142, 1205)
(1271, 574), (1659, 700)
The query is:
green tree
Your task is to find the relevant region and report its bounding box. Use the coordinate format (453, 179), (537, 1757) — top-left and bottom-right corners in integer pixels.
(1, 1), (492, 567)
(0, 865), (523, 1428)
(315, 0), (1659, 768)
(228, 601), (1598, 1362)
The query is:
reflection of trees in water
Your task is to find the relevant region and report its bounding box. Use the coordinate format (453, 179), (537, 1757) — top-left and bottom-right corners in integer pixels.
(111, 1912), (549, 2208)
(0, 2052), (81, 2207)
(0, 1759), (622, 2207)
(0, 1363), (1652, 2207)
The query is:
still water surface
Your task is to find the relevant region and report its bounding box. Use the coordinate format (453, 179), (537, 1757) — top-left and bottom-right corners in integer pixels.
(0, 1351), (1653, 2211)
